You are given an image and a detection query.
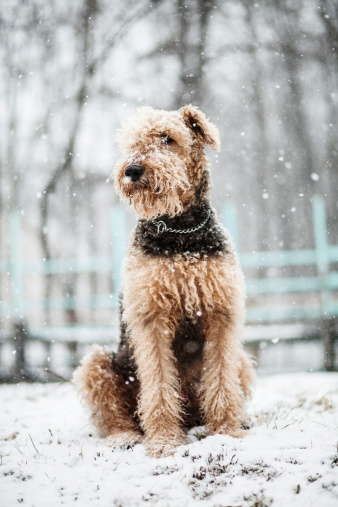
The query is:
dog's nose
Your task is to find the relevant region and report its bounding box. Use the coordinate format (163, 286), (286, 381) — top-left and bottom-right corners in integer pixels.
(125, 165), (144, 182)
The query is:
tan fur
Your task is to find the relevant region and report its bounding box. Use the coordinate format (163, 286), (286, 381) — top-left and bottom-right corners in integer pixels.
(122, 248), (243, 322)
(113, 105), (219, 220)
(122, 248), (250, 446)
(179, 105), (221, 151)
(74, 105), (255, 457)
(73, 345), (140, 441)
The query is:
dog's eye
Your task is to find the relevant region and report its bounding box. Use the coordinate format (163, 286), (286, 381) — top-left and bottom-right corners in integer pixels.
(162, 135), (175, 145)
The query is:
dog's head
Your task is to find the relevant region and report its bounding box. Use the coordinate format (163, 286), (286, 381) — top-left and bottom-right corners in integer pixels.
(113, 105), (220, 220)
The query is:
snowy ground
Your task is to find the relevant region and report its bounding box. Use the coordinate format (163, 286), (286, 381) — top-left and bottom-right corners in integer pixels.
(1, 373), (337, 507)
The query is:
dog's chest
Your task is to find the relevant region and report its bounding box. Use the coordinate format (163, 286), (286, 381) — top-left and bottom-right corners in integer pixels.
(122, 246), (237, 319)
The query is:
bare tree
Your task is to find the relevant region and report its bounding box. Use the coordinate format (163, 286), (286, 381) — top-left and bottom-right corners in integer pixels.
(38, 0), (154, 323)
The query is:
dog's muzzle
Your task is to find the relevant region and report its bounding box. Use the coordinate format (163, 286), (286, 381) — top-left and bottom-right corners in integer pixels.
(125, 165), (144, 182)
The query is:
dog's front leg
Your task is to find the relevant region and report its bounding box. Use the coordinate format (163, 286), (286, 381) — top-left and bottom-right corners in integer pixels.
(199, 311), (246, 438)
(128, 316), (185, 457)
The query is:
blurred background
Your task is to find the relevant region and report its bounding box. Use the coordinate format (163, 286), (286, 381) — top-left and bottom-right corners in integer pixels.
(0, 0), (337, 381)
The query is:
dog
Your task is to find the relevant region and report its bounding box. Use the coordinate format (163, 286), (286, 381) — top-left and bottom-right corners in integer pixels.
(73, 105), (255, 457)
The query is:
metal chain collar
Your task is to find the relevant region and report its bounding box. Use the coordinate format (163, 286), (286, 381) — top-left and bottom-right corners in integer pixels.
(153, 209), (211, 234)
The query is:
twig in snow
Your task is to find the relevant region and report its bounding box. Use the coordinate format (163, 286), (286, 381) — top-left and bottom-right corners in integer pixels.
(29, 434), (39, 455)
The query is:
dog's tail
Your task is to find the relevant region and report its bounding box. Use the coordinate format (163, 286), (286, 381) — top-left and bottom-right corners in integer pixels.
(73, 345), (118, 436)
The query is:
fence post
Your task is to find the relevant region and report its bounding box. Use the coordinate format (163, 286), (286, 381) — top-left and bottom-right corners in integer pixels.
(110, 205), (128, 308)
(221, 201), (239, 249)
(10, 211), (24, 319)
(13, 319), (28, 380)
(312, 194), (335, 371)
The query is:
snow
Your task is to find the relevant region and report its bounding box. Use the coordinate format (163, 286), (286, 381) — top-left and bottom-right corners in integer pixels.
(1, 373), (337, 506)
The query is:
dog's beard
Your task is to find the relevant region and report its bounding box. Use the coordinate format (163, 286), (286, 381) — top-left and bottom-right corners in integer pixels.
(119, 181), (189, 220)
(121, 178), (149, 197)
(114, 152), (192, 219)
(132, 188), (185, 219)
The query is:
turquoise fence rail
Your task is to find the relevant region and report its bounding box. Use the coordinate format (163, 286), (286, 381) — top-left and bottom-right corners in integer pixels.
(0, 195), (337, 324)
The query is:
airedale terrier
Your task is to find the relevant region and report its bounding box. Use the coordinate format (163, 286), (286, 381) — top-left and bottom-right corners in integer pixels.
(74, 105), (255, 457)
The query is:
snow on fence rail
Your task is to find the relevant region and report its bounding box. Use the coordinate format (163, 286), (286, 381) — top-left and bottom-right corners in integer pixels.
(0, 195), (337, 380)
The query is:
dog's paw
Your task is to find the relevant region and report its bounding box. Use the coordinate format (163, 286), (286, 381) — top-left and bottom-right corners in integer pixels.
(213, 425), (247, 438)
(145, 435), (185, 458)
(104, 430), (143, 448)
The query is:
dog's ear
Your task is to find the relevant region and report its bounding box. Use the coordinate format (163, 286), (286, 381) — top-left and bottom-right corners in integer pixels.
(179, 105), (220, 151)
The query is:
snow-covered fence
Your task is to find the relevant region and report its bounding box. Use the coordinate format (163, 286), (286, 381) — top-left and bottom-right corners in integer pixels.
(1, 206), (128, 322)
(0, 195), (337, 380)
(240, 195), (338, 371)
(0, 321), (119, 382)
